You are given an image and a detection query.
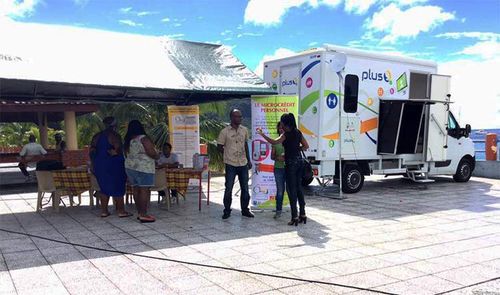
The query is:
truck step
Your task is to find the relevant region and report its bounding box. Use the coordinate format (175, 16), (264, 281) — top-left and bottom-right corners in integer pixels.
(372, 168), (407, 175)
(412, 179), (435, 183)
(406, 170), (427, 174)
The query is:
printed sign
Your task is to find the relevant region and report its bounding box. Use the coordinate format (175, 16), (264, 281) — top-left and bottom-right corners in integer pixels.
(167, 105), (200, 168)
(251, 95), (299, 209)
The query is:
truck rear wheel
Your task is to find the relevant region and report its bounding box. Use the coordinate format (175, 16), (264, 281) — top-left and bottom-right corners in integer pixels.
(453, 158), (472, 182)
(342, 164), (364, 193)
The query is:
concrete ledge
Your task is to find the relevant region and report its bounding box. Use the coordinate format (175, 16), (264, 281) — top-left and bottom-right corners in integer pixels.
(473, 161), (500, 179)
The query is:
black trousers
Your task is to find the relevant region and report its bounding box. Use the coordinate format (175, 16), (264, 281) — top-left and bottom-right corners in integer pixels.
(285, 159), (305, 219)
(223, 164), (250, 214)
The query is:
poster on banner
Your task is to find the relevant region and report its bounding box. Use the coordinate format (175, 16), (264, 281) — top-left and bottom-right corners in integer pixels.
(251, 95), (299, 210)
(167, 105), (200, 168)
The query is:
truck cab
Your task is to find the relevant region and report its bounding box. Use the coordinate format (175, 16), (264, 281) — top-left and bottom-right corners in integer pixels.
(429, 111), (475, 181)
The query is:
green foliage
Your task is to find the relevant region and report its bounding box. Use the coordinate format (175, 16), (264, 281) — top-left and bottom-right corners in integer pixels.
(0, 123), (36, 146)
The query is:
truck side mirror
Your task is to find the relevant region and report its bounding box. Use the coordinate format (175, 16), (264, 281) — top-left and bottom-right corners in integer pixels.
(465, 124), (471, 137)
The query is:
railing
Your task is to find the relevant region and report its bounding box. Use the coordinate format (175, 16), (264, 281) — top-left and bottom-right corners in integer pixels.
(472, 138), (499, 161)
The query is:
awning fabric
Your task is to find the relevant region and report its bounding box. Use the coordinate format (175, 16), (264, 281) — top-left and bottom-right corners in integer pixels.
(0, 20), (274, 104)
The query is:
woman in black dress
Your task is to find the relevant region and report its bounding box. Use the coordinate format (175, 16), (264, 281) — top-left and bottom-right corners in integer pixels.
(257, 113), (309, 226)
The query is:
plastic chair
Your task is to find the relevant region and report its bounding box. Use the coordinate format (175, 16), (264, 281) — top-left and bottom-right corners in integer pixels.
(35, 171), (77, 212)
(151, 168), (171, 210)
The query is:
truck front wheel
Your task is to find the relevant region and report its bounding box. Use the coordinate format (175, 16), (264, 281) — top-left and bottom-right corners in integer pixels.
(342, 164), (364, 193)
(453, 158), (473, 182)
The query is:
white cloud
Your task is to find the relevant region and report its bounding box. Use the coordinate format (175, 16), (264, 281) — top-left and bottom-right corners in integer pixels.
(254, 48), (296, 78)
(459, 41), (500, 60)
(365, 3), (454, 43)
(0, 0), (40, 18)
(119, 7), (157, 17)
(220, 29), (232, 36)
(395, 0), (428, 6)
(161, 17), (170, 22)
(119, 7), (132, 13)
(345, 0), (377, 15)
(164, 33), (185, 39)
(439, 58), (500, 128)
(308, 41), (319, 46)
(435, 32), (500, 41)
(173, 23), (181, 27)
(244, 0), (342, 26)
(118, 20), (142, 27)
(137, 11), (157, 17)
(236, 32), (263, 38)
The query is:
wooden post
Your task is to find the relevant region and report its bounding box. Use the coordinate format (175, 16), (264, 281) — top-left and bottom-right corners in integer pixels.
(64, 111), (78, 150)
(38, 112), (49, 149)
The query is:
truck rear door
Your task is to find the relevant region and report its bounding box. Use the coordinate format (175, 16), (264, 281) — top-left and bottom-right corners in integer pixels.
(425, 74), (450, 162)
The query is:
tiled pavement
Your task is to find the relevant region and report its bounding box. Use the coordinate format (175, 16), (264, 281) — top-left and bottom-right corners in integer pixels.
(0, 175), (499, 294)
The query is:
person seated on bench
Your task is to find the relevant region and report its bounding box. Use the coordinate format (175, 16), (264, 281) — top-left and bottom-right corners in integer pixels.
(156, 142), (180, 199)
(54, 133), (67, 153)
(19, 134), (47, 181)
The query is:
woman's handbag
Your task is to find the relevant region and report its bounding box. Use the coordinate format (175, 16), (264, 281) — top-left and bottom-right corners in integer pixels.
(300, 150), (313, 182)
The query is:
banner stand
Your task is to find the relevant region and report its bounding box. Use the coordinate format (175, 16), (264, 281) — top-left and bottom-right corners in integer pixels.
(250, 95), (299, 211)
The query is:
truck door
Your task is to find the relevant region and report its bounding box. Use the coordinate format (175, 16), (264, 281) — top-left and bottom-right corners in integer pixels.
(279, 64), (301, 95)
(425, 74), (450, 162)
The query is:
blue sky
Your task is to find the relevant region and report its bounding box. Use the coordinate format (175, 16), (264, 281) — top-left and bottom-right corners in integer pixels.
(1, 0), (499, 127)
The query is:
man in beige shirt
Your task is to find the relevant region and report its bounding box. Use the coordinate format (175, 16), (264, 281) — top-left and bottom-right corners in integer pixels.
(217, 109), (253, 219)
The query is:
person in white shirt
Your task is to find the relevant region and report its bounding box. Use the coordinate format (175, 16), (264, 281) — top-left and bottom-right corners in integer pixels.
(156, 142), (180, 198)
(19, 135), (47, 180)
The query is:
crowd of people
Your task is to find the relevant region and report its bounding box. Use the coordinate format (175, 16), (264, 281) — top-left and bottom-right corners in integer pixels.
(18, 108), (310, 225)
(219, 109), (309, 226)
(89, 117), (177, 223)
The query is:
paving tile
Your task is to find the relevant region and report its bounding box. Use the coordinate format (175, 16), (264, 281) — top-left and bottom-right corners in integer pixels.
(3, 250), (47, 270)
(374, 265), (426, 281)
(375, 280), (435, 295)
(279, 283), (338, 295)
(221, 277), (273, 295)
(0, 271), (16, 293)
(403, 260), (451, 275)
(10, 266), (64, 291)
(63, 277), (124, 295)
(329, 271), (399, 290)
(16, 285), (69, 295)
(405, 275), (463, 293)
(0, 238), (38, 254)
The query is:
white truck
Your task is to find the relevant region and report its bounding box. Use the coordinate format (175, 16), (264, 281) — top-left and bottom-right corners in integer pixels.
(263, 44), (475, 193)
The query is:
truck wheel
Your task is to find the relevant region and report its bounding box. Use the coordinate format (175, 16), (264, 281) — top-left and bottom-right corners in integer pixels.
(342, 165), (364, 193)
(302, 176), (314, 186)
(453, 158), (472, 182)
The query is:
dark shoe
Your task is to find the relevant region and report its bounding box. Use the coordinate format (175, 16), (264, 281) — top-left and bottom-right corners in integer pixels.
(222, 212), (231, 219)
(242, 210), (254, 218)
(299, 215), (307, 224)
(288, 218), (299, 226)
